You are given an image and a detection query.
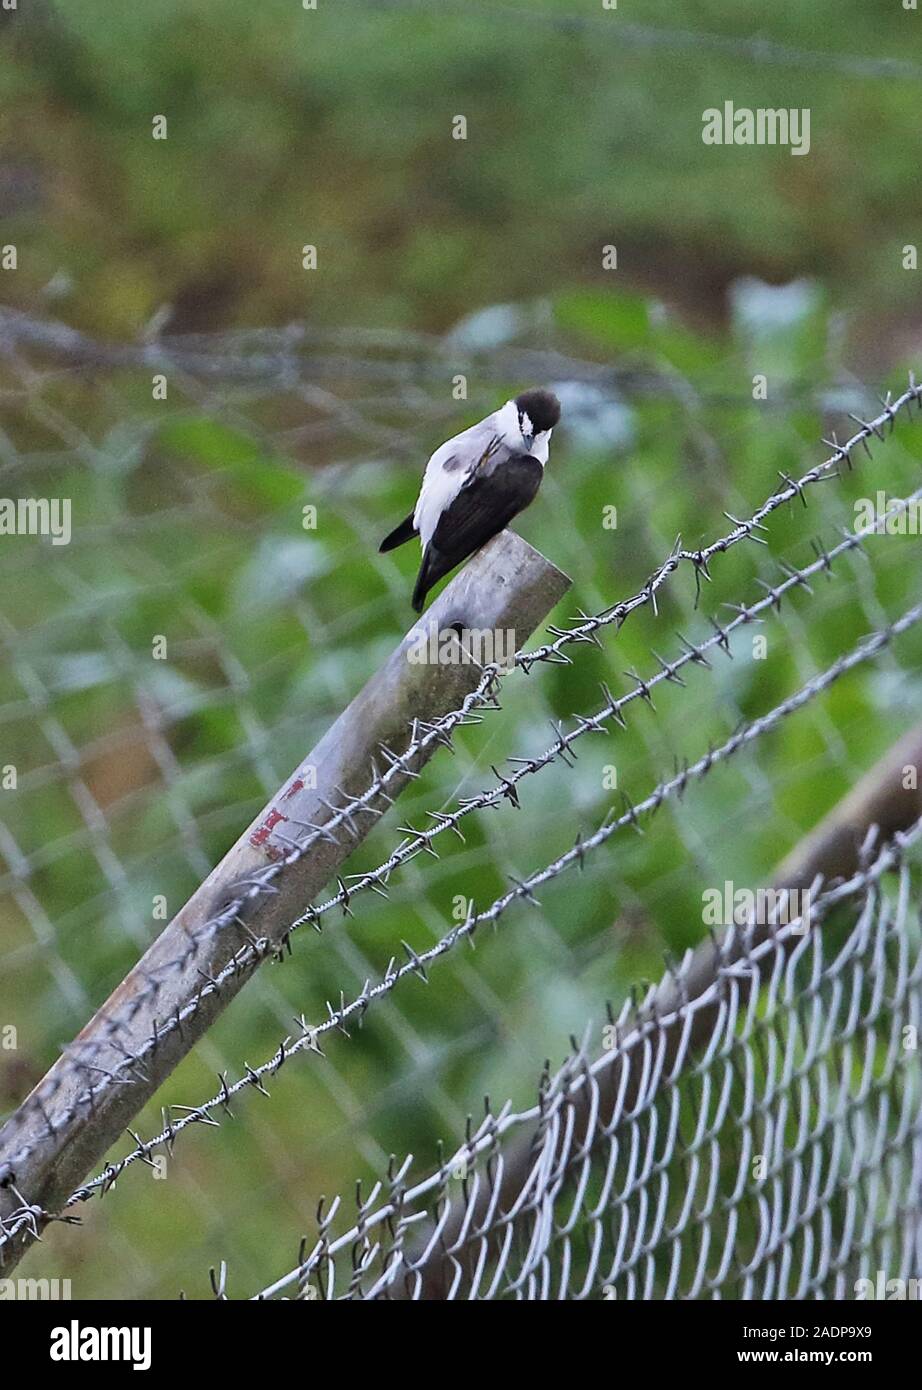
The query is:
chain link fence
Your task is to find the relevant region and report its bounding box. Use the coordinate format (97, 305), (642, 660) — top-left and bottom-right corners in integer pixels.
(1, 309), (921, 1297)
(254, 829), (922, 1301)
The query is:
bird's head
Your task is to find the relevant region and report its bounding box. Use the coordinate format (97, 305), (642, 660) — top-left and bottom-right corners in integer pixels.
(513, 388), (561, 454)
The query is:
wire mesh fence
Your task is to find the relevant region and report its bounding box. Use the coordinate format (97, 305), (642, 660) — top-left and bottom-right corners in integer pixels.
(252, 826), (922, 1301)
(1, 306), (922, 1298)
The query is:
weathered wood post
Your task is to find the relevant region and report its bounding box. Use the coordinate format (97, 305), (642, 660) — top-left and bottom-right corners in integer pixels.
(0, 530), (571, 1270)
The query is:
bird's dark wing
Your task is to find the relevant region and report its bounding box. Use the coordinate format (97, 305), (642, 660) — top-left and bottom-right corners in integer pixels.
(411, 454), (543, 609)
(432, 454), (544, 567)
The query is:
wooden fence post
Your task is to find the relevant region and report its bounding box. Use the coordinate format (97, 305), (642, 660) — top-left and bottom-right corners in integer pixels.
(0, 530), (571, 1270)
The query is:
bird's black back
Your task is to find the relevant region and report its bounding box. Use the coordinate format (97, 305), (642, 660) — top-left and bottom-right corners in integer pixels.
(412, 454), (544, 610)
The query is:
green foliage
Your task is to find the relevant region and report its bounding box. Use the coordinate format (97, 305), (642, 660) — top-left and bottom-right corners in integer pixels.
(2, 0), (921, 1299)
(3, 1), (922, 332)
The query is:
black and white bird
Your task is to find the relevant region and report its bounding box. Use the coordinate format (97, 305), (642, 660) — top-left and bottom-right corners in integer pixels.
(379, 388), (561, 612)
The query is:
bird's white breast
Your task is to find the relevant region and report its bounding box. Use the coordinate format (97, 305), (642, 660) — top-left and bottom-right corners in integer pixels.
(413, 409), (498, 546)
(412, 400), (549, 548)
(413, 435), (471, 547)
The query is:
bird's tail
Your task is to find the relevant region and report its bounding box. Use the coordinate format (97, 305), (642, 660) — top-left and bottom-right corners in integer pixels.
(412, 545), (443, 613)
(379, 512), (417, 553)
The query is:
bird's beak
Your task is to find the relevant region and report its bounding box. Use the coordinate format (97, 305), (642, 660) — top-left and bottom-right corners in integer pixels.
(521, 432), (534, 454)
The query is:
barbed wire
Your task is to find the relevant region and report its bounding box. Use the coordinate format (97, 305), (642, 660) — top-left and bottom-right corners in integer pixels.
(518, 377), (922, 667)
(360, 0), (922, 85)
(300, 486), (922, 933)
(0, 0), (920, 1292)
(4, 555), (919, 1249)
(1, 306), (921, 1287)
(0, 306), (883, 418)
(1, 375), (919, 1250)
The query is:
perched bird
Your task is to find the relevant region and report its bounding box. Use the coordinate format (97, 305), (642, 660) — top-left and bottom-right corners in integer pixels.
(380, 388), (561, 612)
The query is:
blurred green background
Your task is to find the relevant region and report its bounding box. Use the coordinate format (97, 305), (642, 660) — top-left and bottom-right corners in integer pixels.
(1, 0), (921, 1297)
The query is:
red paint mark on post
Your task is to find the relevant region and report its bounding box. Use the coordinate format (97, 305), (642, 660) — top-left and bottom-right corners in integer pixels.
(250, 807), (288, 851)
